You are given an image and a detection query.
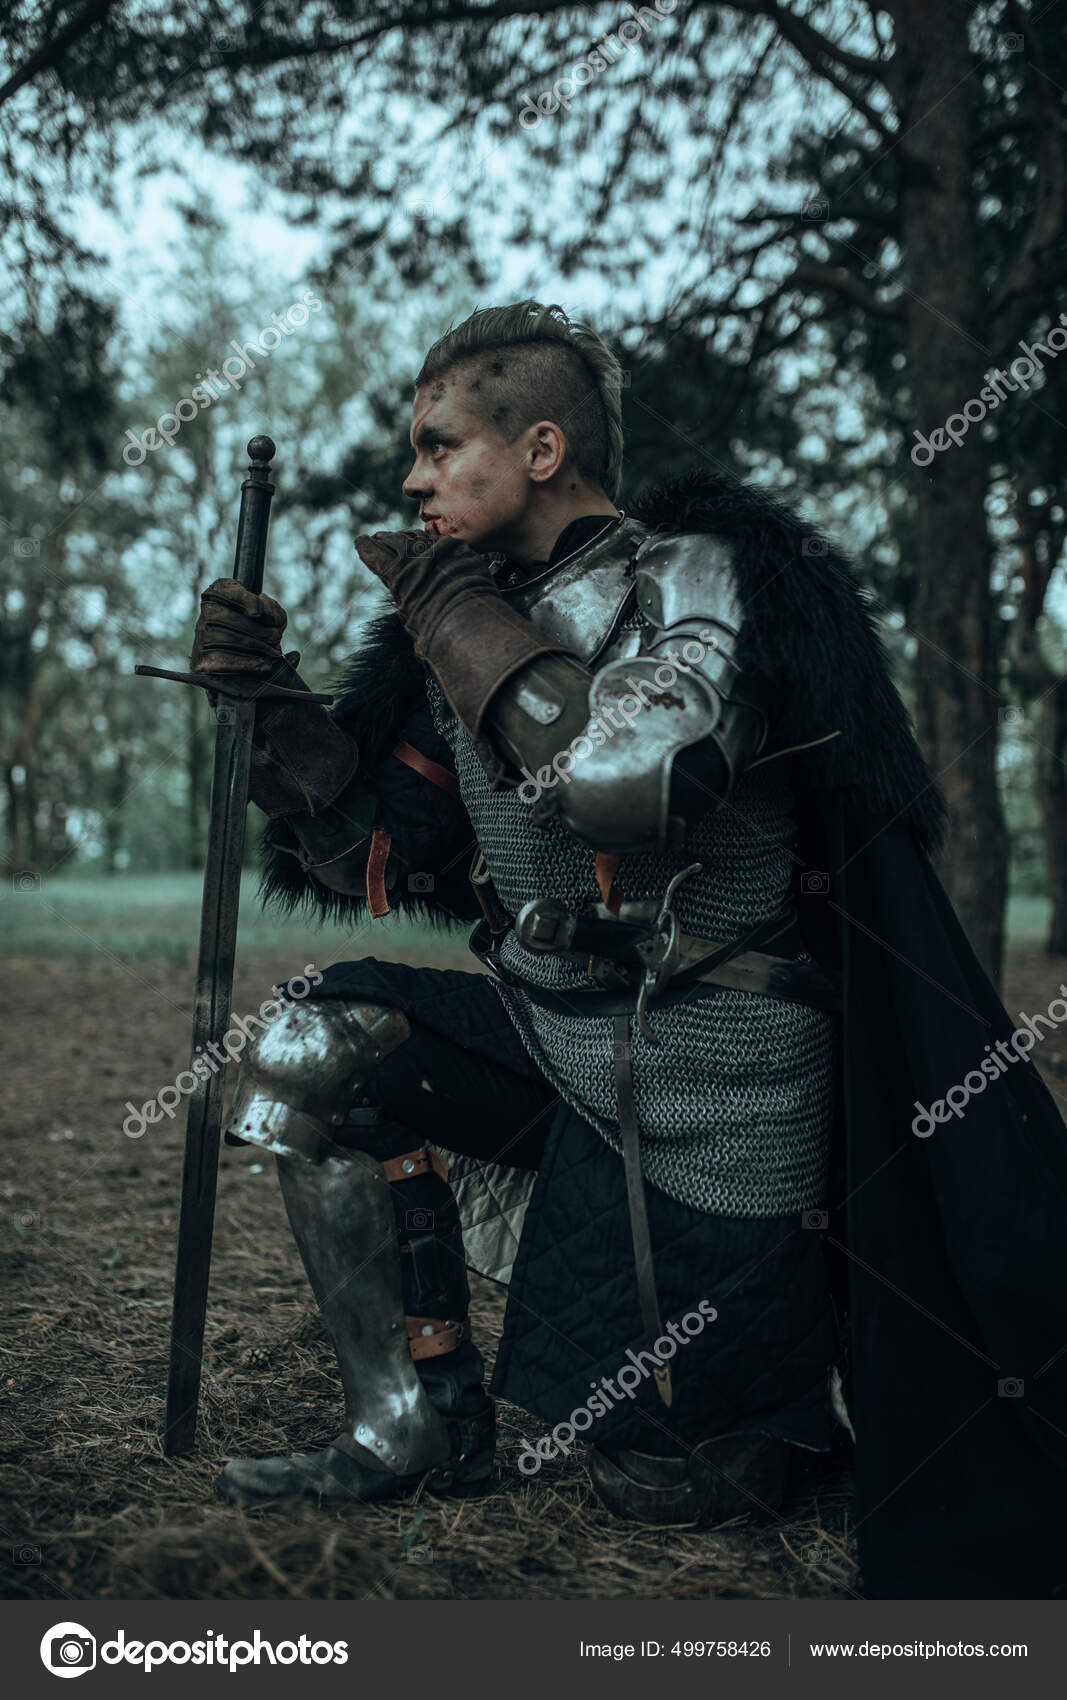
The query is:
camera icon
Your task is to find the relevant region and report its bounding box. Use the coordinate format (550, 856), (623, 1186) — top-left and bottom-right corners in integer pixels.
(997, 1377), (1024, 1398)
(405, 534), (434, 557)
(12, 870), (41, 892)
(14, 537), (41, 557)
(801, 536), (828, 557)
(803, 1209), (828, 1230)
(999, 32), (1023, 53)
(214, 704), (236, 725)
(406, 1545), (434, 1563)
(611, 1039), (632, 1062)
(213, 30), (236, 50)
(803, 1543), (832, 1564)
(405, 1207), (434, 1232)
(800, 870), (829, 895)
(998, 705), (1024, 726)
(408, 872), (435, 893)
(408, 200), (434, 221)
(40, 1623), (96, 1676)
(13, 1209), (40, 1230)
(13, 1544), (41, 1564)
(802, 200), (829, 221)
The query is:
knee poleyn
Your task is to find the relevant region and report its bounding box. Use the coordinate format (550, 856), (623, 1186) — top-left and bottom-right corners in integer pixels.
(225, 998), (411, 1163)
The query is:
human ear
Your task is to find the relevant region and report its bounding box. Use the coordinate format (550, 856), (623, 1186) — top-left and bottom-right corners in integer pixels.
(526, 420), (567, 482)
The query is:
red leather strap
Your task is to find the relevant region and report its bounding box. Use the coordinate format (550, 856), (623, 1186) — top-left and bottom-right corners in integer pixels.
(406, 1317), (471, 1361)
(393, 739), (461, 797)
(381, 1144), (451, 1184)
(366, 827), (392, 918)
(595, 851), (623, 915)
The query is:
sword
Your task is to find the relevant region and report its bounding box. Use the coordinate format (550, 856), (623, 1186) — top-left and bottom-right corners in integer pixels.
(134, 435), (326, 1456)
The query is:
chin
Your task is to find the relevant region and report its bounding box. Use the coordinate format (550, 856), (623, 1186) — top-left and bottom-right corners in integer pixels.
(425, 511), (503, 552)
(430, 522), (492, 552)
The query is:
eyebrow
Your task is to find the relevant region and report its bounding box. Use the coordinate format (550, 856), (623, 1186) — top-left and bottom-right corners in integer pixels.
(412, 422), (459, 450)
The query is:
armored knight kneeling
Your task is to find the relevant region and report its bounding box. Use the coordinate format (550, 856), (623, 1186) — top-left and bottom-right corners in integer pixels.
(194, 302), (1037, 1591)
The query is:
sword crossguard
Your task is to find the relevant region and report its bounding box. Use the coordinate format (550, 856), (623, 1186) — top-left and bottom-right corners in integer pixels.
(133, 664), (334, 704)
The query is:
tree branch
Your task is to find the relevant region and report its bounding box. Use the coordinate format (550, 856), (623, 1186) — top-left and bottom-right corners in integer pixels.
(786, 258), (905, 317)
(972, 114), (1036, 153)
(0, 0), (116, 108)
(739, 200), (899, 234)
(725, 0), (897, 144)
(723, 0), (887, 81)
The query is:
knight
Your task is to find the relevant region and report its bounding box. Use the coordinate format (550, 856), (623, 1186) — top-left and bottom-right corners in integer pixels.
(194, 302), (1067, 1599)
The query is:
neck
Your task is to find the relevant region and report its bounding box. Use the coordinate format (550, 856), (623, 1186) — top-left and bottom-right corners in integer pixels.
(495, 490), (620, 566)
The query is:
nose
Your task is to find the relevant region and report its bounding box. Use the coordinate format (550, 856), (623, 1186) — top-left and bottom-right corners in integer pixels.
(402, 460), (431, 503)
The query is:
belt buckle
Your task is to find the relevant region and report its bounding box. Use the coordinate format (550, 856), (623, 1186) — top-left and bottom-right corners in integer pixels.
(632, 862), (702, 1045)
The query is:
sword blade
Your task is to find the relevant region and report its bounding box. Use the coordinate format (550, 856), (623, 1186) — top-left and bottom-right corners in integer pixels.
(162, 436), (276, 1457)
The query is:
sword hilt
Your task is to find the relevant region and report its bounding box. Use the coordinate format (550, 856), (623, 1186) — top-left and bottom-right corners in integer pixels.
(236, 436), (276, 593)
(134, 436), (333, 708)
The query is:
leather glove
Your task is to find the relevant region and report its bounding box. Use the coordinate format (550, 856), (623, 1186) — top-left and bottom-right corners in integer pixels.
(191, 578), (293, 677)
(354, 530), (570, 740)
(190, 578), (358, 819)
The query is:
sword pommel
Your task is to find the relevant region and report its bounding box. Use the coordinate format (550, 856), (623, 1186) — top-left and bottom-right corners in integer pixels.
(247, 434), (276, 467)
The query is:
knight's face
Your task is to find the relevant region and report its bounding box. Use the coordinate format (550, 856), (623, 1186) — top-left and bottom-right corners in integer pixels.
(401, 374), (532, 551)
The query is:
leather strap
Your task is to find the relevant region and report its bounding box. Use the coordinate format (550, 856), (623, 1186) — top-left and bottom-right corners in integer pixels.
(392, 739), (461, 797)
(469, 848), (514, 939)
(381, 1144), (451, 1184)
(614, 1013), (672, 1408)
(406, 1316), (471, 1360)
(368, 743), (462, 920)
(595, 851), (623, 915)
(365, 826), (392, 917)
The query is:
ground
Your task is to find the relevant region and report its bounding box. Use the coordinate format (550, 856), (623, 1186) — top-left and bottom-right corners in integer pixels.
(2, 877), (1064, 1602)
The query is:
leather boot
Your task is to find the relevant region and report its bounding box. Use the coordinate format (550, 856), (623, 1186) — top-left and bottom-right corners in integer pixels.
(586, 1431), (790, 1526)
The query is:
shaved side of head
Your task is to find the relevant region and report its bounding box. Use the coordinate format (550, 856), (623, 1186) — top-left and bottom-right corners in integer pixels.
(414, 301), (624, 499)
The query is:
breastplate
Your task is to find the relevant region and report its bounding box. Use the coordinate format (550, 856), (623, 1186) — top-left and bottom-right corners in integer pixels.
(492, 515), (650, 666)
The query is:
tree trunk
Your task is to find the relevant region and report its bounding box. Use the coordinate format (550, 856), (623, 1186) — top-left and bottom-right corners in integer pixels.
(885, 0), (1008, 987)
(104, 751), (129, 874)
(4, 762), (21, 871)
(1037, 678), (1067, 956)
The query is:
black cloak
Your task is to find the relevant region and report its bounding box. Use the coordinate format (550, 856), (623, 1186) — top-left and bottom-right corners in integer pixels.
(259, 470), (1067, 1600)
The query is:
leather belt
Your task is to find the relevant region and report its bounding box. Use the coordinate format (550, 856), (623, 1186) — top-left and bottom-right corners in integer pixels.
(469, 917), (842, 1018)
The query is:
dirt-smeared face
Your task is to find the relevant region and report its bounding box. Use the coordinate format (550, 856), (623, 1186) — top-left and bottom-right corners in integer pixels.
(401, 371), (535, 552)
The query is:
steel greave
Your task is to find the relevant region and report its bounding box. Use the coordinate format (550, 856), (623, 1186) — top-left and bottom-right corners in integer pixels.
(276, 1145), (453, 1476)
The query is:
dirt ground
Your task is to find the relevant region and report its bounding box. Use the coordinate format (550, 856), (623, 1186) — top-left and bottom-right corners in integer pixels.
(3, 939), (1065, 1603)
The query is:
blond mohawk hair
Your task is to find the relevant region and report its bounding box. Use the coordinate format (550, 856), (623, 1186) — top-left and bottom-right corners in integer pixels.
(414, 300), (624, 500)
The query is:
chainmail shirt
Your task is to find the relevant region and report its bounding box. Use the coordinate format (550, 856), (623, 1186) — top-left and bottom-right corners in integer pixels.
(425, 665), (836, 1220)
